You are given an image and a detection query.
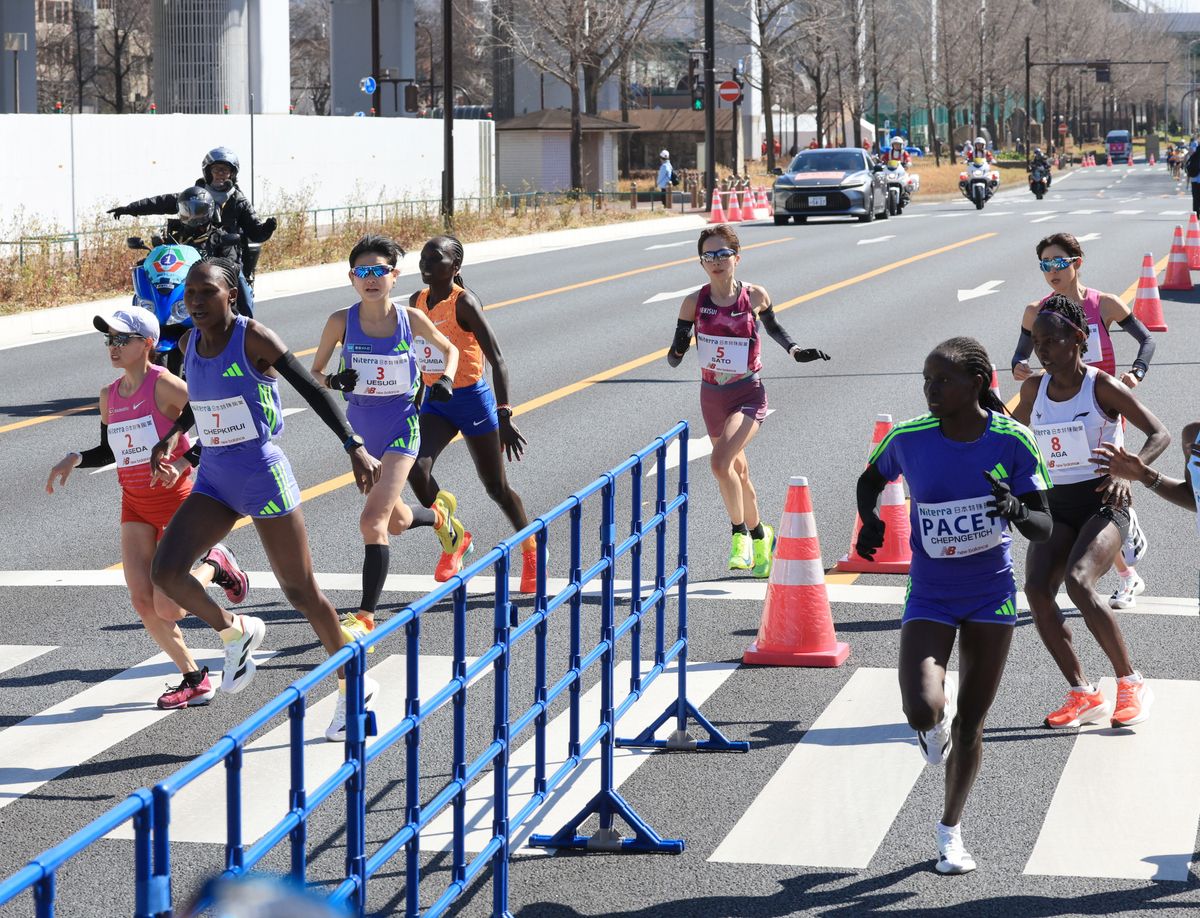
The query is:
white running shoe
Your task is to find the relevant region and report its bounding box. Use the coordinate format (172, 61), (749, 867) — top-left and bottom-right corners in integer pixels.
(1122, 509), (1148, 566)
(219, 615), (266, 695)
(917, 676), (956, 766)
(935, 822), (977, 875)
(325, 677), (380, 742)
(1109, 570), (1146, 610)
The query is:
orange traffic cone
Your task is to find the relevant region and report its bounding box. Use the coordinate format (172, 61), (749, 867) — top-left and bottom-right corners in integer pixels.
(723, 190), (741, 222)
(1134, 252), (1169, 331)
(835, 415), (912, 575)
(1161, 226), (1193, 293)
(744, 477), (850, 667)
(762, 187), (774, 216)
(734, 189), (750, 222)
(1107, 154), (1113, 167)
(1128, 155), (1134, 167)
(708, 189), (727, 224)
(1150, 153), (1156, 166)
(1185, 214), (1200, 270)
(989, 364), (1002, 402)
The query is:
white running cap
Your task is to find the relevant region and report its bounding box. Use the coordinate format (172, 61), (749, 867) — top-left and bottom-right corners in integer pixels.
(789, 476), (809, 487)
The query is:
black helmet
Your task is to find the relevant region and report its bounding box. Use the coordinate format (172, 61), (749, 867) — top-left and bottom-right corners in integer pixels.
(177, 186), (215, 228)
(201, 147), (240, 187)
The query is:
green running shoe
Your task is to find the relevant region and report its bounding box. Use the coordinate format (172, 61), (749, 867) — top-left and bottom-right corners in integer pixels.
(751, 524), (777, 578)
(728, 531), (753, 570)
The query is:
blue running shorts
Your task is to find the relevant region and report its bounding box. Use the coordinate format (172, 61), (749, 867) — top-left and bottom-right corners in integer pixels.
(420, 378), (498, 435)
(902, 579), (1020, 628)
(193, 443), (301, 519)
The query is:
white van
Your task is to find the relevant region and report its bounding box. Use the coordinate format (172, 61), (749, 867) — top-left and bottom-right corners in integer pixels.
(1105, 130), (1131, 161)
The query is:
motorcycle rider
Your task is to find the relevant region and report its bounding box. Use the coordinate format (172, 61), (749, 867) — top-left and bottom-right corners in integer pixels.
(107, 148), (275, 318)
(884, 135), (912, 168)
(1029, 146), (1052, 188)
(970, 136), (995, 164)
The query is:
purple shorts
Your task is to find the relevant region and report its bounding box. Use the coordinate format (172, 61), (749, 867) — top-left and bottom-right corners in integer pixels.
(699, 376), (768, 438)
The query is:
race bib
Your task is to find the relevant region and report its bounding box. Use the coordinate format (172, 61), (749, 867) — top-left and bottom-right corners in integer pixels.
(1033, 421), (1092, 473)
(412, 336), (445, 374)
(107, 415), (159, 468)
(192, 397), (256, 447)
(1085, 323), (1104, 364)
(917, 496), (1003, 558)
(697, 334), (750, 375)
(350, 353), (410, 397)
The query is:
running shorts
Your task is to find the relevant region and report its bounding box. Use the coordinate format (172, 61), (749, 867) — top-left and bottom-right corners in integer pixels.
(421, 378), (498, 436)
(699, 376), (768, 438)
(193, 443), (301, 519)
(348, 400), (421, 460)
(1047, 478), (1130, 540)
(120, 476), (193, 540)
(902, 579), (1020, 628)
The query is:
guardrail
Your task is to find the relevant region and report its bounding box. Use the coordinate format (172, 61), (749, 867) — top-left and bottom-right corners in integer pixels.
(0, 421), (747, 917)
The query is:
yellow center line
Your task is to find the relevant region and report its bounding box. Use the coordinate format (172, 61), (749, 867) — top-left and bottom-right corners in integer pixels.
(0, 403), (96, 435)
(1120, 254), (1169, 303)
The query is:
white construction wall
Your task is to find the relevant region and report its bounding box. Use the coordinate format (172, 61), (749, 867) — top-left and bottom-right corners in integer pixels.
(0, 113), (494, 233)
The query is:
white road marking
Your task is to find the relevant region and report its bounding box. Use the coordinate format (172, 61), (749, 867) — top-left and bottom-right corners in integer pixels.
(1114, 211), (1144, 216)
(1026, 210), (1055, 216)
(1161, 210), (1190, 216)
(1031, 215), (1058, 224)
(0, 645), (55, 676)
(644, 241), (693, 251)
(1025, 677), (1200, 881)
(1069, 210), (1100, 215)
(857, 235), (896, 246)
(957, 280), (1005, 302)
(709, 667), (945, 868)
(1076, 233), (1102, 242)
(646, 409), (772, 477)
(982, 211), (1013, 216)
(642, 286), (698, 305)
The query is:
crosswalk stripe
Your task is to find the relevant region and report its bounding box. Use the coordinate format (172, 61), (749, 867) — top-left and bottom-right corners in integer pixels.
(0, 649), (272, 809)
(420, 660), (736, 855)
(0, 645), (55, 676)
(1025, 677), (1200, 881)
(110, 654), (479, 844)
(710, 666), (943, 868)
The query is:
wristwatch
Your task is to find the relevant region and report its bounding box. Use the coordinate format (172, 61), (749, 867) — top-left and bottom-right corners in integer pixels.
(343, 434), (365, 453)
(496, 405), (513, 421)
(1131, 366), (1146, 381)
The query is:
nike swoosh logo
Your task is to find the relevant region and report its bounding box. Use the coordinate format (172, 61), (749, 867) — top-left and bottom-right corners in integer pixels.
(473, 419), (486, 426)
(730, 311), (747, 317)
(131, 401), (145, 411)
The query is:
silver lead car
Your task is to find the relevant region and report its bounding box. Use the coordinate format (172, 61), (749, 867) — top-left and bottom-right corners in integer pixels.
(771, 148), (888, 225)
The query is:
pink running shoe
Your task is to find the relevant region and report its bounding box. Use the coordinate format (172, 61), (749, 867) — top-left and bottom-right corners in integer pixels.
(157, 667), (216, 710)
(204, 543), (249, 604)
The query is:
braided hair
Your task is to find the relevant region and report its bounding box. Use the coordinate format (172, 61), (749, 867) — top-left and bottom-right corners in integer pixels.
(931, 336), (1006, 414)
(197, 256), (240, 291)
(1036, 292), (1089, 356)
(430, 234), (467, 288)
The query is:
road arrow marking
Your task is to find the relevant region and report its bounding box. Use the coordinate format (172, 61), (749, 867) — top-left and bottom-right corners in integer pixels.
(645, 240), (693, 251)
(857, 235), (895, 246)
(957, 280), (1004, 302)
(1076, 233), (1102, 242)
(643, 286), (698, 305)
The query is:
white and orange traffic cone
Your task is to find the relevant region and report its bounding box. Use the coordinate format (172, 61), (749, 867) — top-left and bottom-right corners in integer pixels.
(762, 186), (774, 216)
(1149, 153), (1156, 167)
(1185, 213), (1200, 270)
(744, 477), (850, 667)
(1107, 154), (1113, 167)
(1134, 252), (1169, 331)
(708, 189), (727, 224)
(724, 190), (743, 222)
(835, 415), (912, 575)
(1161, 226), (1193, 293)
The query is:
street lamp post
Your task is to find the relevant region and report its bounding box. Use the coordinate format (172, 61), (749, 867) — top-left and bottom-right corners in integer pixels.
(418, 23), (436, 108)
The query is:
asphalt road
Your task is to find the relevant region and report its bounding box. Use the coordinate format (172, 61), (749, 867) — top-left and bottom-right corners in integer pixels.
(3, 161), (1200, 917)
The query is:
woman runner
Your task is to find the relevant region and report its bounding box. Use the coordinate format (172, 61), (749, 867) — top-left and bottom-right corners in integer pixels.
(149, 258), (383, 741)
(666, 224), (829, 577)
(46, 307), (248, 709)
(1010, 233), (1157, 607)
(1012, 294), (1168, 729)
(309, 234), (461, 645)
(405, 235), (537, 590)
(857, 337), (1052, 874)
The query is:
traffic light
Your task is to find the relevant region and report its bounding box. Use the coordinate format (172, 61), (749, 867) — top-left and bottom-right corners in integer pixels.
(689, 57), (704, 111)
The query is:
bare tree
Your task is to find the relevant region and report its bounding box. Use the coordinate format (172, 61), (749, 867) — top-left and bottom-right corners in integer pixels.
(291, 0), (331, 114)
(94, 0), (152, 114)
(794, 0), (840, 148)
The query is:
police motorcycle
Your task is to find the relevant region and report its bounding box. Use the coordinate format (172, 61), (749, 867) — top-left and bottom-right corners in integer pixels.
(959, 158), (999, 210)
(1028, 161), (1050, 200)
(124, 234), (203, 375)
(884, 162), (920, 215)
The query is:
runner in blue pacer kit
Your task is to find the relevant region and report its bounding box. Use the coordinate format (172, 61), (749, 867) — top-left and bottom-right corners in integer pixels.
(856, 336), (1052, 876)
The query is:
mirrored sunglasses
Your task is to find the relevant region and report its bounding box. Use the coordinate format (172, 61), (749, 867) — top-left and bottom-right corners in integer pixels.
(104, 333), (144, 347)
(352, 265), (392, 278)
(1038, 256), (1078, 273)
(700, 248), (737, 264)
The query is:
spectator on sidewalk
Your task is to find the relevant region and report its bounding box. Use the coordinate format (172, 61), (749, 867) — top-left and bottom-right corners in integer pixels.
(657, 150), (675, 208)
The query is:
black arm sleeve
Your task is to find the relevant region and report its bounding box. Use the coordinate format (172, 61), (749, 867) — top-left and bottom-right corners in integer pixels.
(759, 306), (798, 353)
(1116, 314), (1156, 373)
(272, 350), (355, 443)
(122, 193), (180, 217)
(1012, 489), (1052, 542)
(1011, 327), (1033, 368)
(168, 403), (195, 438)
(667, 319), (694, 368)
(77, 420), (115, 468)
(856, 464), (888, 521)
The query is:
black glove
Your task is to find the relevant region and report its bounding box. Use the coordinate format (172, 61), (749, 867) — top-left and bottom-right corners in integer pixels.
(984, 470), (1026, 522)
(107, 206), (128, 220)
(325, 368), (358, 392)
(666, 350), (683, 368)
(855, 514), (886, 560)
(211, 229), (241, 247)
(262, 217), (278, 236)
(793, 347), (831, 363)
(428, 375), (454, 402)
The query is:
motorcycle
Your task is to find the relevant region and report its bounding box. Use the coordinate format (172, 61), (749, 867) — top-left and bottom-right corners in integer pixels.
(883, 162), (920, 215)
(1028, 162), (1050, 200)
(959, 159), (999, 210)
(126, 234), (203, 375)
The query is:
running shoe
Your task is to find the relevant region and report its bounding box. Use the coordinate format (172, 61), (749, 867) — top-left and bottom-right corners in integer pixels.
(433, 490), (466, 556)
(325, 677), (380, 742)
(157, 667), (215, 710)
(1122, 509), (1148, 566)
(340, 612), (376, 654)
(1109, 570), (1145, 610)
(219, 614), (266, 695)
(203, 543), (249, 604)
(1044, 687), (1111, 729)
(935, 822), (977, 875)
(728, 532), (752, 571)
(1112, 675), (1154, 727)
(434, 530), (474, 582)
(916, 677), (956, 766)
(518, 547), (542, 595)
(750, 524), (777, 579)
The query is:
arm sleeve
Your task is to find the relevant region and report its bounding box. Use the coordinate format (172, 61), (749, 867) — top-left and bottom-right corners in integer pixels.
(759, 306), (798, 353)
(122, 193), (179, 217)
(77, 419), (115, 468)
(1012, 489), (1053, 542)
(856, 464), (888, 521)
(1011, 327), (1033, 368)
(1116, 314), (1155, 372)
(667, 319), (694, 368)
(168, 403), (195, 438)
(272, 350), (355, 442)
(868, 434), (901, 483)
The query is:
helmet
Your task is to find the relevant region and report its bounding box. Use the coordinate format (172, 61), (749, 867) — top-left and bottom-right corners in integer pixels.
(201, 147), (240, 188)
(974, 136), (986, 146)
(891, 136), (903, 147)
(177, 186), (215, 228)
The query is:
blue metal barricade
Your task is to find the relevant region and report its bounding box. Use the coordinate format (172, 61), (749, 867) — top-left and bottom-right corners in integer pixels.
(0, 422), (747, 916)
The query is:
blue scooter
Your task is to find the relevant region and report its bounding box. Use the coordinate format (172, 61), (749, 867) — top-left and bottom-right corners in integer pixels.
(126, 234), (203, 375)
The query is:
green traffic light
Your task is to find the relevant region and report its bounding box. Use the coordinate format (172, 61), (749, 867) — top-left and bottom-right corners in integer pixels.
(693, 98), (704, 111)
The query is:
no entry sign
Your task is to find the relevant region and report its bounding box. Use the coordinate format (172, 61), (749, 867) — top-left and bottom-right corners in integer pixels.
(718, 80), (742, 103)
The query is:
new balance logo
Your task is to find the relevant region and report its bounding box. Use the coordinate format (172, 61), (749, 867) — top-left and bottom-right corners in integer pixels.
(222, 363), (245, 378)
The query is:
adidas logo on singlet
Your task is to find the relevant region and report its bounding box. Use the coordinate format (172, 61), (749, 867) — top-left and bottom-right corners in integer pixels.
(222, 363), (245, 378)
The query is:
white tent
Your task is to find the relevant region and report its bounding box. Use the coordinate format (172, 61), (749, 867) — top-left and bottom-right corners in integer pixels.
(763, 111), (878, 154)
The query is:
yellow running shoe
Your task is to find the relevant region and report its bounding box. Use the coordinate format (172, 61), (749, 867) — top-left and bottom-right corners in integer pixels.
(339, 612), (375, 654)
(433, 490), (465, 556)
(728, 532), (752, 570)
(751, 524), (776, 578)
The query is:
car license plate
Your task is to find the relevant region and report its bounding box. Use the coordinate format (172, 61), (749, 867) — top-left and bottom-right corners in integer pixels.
(808, 195), (826, 207)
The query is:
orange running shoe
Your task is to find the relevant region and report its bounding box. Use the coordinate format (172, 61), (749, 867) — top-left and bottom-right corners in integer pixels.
(434, 530), (474, 582)
(1111, 675), (1154, 727)
(1044, 688), (1111, 729)
(518, 548), (540, 594)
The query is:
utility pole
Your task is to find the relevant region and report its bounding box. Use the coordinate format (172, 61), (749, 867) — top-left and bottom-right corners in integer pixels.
(1024, 36), (1031, 171)
(442, 0), (454, 222)
(732, 68), (740, 177)
(704, 0), (715, 208)
(370, 0), (382, 114)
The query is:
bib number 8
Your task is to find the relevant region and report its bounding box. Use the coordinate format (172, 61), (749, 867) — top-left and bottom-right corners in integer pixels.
(1051, 436), (1061, 452)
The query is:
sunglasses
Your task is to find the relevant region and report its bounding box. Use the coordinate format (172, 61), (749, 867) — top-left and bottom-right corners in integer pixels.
(352, 265), (393, 279)
(104, 333), (145, 347)
(700, 248), (737, 264)
(1038, 256), (1078, 273)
